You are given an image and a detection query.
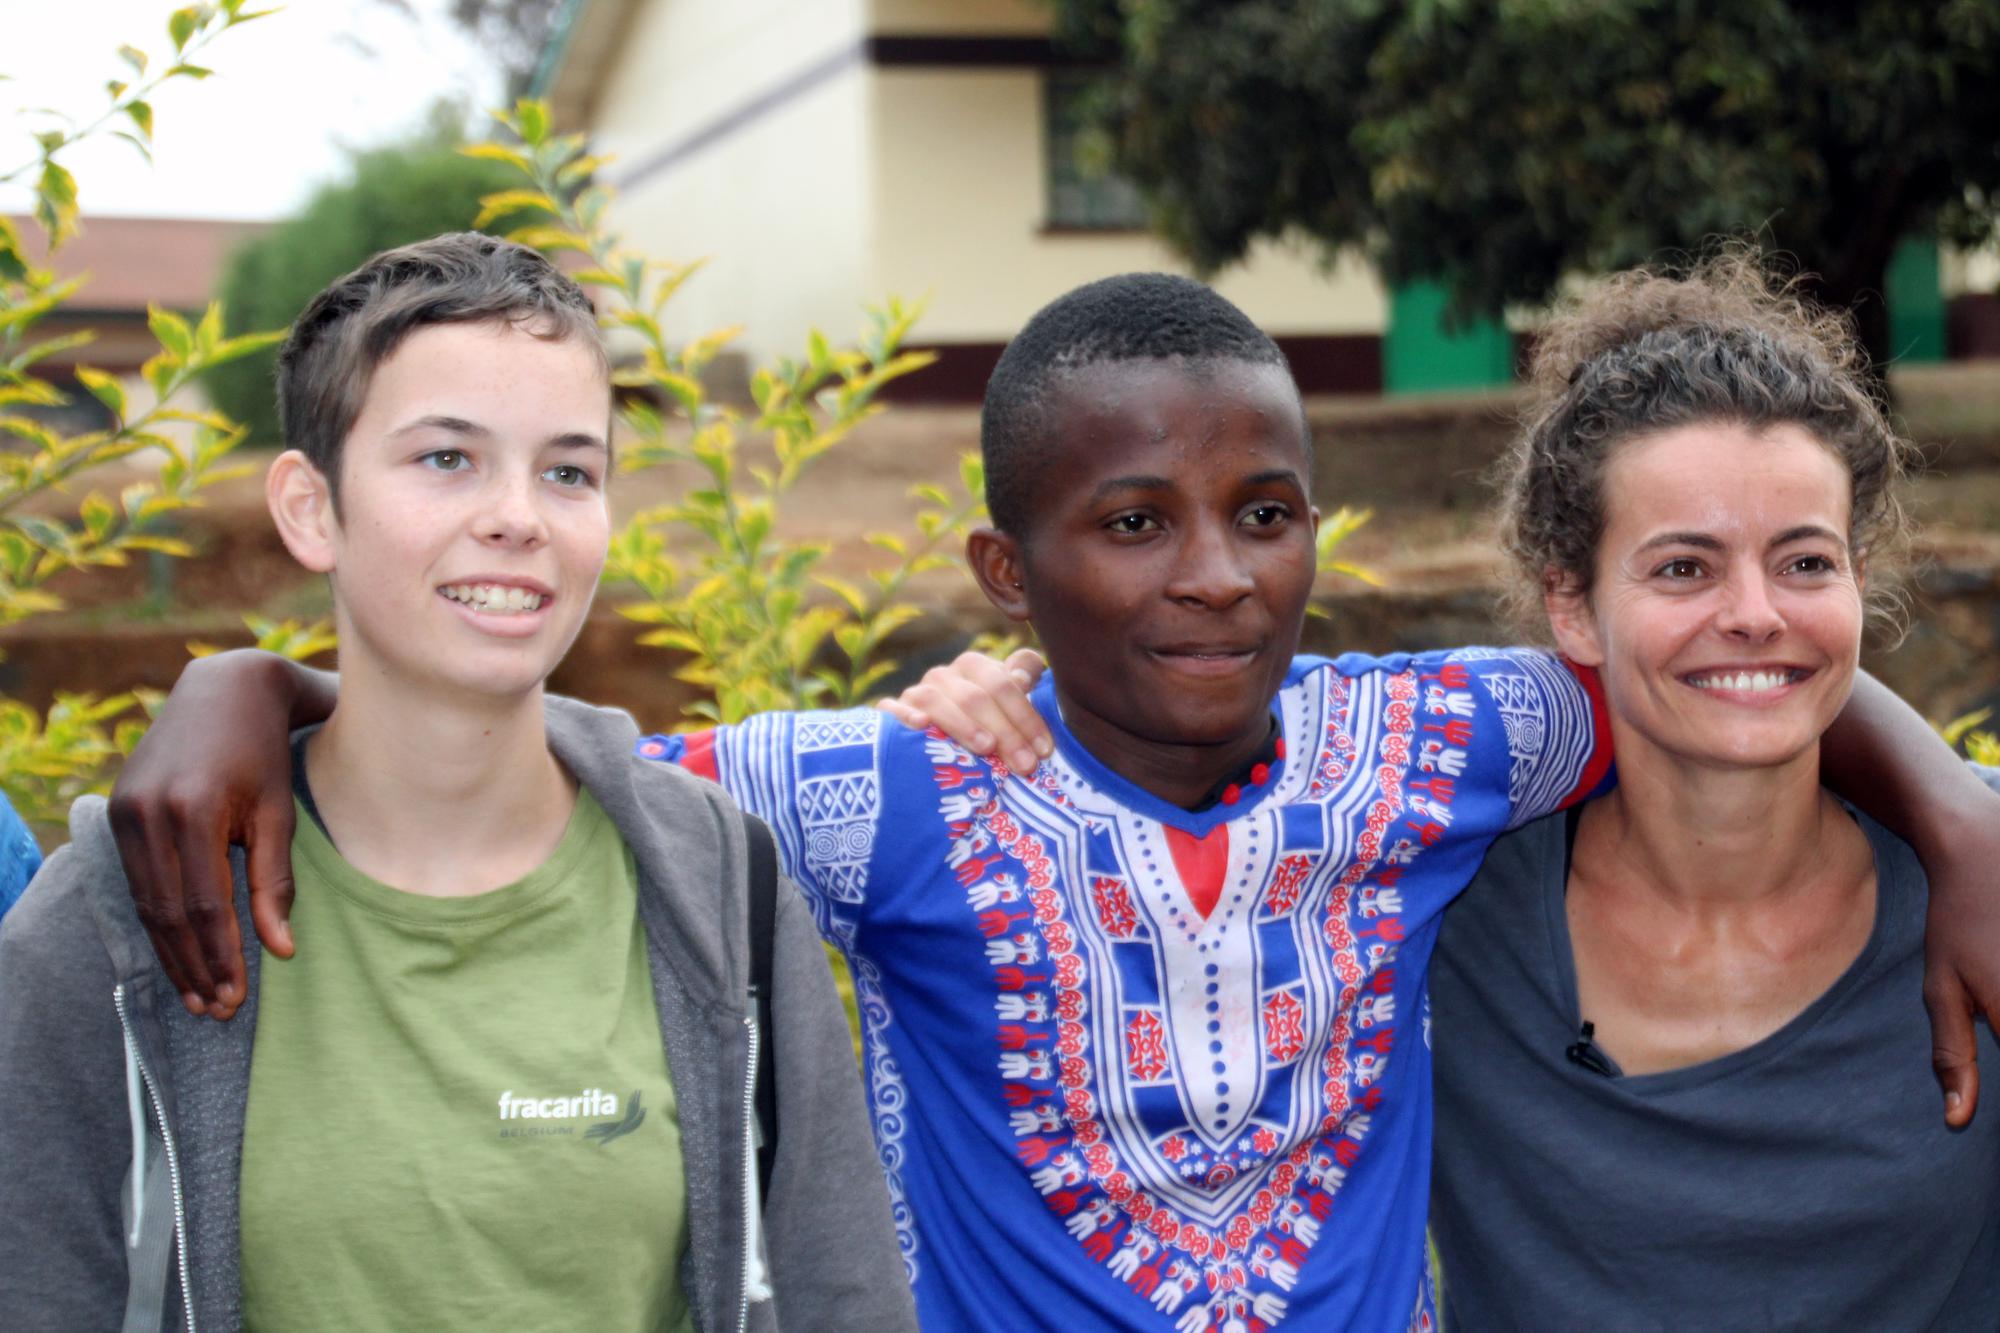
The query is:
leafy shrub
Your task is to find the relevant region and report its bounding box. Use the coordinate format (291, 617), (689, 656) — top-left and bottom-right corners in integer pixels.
(0, 2), (284, 828)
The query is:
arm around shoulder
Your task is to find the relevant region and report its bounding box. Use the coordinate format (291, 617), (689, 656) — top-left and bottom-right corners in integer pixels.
(760, 881), (915, 1332)
(0, 843), (145, 1328)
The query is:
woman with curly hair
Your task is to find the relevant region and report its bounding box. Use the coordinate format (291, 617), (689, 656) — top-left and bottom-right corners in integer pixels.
(1426, 254), (2000, 1329)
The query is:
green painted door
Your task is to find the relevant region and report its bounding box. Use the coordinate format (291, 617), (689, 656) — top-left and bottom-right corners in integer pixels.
(1384, 280), (1514, 394)
(1886, 237), (1945, 365)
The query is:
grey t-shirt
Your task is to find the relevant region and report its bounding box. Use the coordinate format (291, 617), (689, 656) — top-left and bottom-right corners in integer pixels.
(1429, 805), (2000, 1332)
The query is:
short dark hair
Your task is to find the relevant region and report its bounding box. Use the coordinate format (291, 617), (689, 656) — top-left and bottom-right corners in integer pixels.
(980, 272), (1298, 534)
(276, 232), (604, 510)
(1499, 248), (1914, 637)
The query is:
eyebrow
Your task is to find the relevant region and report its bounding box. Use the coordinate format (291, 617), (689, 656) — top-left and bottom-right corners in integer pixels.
(1244, 468), (1305, 490)
(1636, 531), (1726, 554)
(1088, 473), (1172, 504)
(390, 415), (607, 452)
(1637, 524), (1846, 554)
(1767, 524), (1845, 549)
(1086, 467), (1304, 505)
(390, 414), (487, 440)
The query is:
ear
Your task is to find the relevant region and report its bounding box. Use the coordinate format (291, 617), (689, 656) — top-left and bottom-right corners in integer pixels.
(266, 450), (338, 574)
(1542, 571), (1604, 667)
(967, 526), (1032, 623)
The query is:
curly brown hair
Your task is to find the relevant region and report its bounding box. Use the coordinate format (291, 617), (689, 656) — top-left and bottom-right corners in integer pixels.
(1497, 249), (1914, 640)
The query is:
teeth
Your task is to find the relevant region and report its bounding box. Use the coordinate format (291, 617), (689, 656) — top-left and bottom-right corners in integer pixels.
(442, 583), (546, 615)
(1691, 670), (1794, 692)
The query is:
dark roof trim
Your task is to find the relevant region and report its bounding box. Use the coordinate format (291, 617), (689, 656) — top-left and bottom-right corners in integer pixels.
(867, 36), (1083, 67)
(614, 33), (1095, 193)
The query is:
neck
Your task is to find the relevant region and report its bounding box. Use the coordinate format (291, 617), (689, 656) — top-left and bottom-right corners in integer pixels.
(306, 659), (574, 897)
(1582, 725), (1835, 909)
(1055, 684), (1273, 811)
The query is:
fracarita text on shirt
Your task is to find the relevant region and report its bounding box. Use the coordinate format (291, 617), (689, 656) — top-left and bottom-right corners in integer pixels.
(496, 1088), (619, 1120)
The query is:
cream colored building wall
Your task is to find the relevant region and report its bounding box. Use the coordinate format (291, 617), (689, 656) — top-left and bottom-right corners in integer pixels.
(583, 0), (875, 359)
(1943, 241), (2000, 298)
(863, 67), (1385, 344)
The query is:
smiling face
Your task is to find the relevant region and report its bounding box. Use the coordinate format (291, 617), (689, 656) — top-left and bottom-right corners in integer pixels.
(268, 319), (612, 707)
(969, 357), (1318, 800)
(1548, 421), (1863, 775)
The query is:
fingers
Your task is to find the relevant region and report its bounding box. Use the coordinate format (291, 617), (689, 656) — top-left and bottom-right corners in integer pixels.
(1002, 646), (1048, 687)
(114, 797), (218, 1017)
(902, 652), (1053, 774)
(904, 669), (1000, 756)
(874, 697), (929, 731)
(1922, 966), (1980, 1127)
(172, 794), (248, 1020)
(246, 797), (299, 963)
(981, 652), (1055, 770)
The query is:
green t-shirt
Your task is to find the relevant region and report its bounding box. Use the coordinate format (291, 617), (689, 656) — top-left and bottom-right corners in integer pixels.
(240, 788), (693, 1332)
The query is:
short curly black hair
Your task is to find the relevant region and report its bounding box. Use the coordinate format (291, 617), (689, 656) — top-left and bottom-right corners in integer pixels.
(980, 273), (1298, 534)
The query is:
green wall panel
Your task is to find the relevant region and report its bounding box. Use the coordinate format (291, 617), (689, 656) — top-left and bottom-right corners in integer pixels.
(1384, 280), (1514, 395)
(1887, 237), (1945, 366)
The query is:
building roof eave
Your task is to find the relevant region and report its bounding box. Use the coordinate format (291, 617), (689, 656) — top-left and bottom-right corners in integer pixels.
(528, 0), (644, 131)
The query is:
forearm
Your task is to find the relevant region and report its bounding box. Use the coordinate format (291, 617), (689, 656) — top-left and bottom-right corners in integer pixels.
(189, 649), (336, 731)
(1822, 671), (1995, 850)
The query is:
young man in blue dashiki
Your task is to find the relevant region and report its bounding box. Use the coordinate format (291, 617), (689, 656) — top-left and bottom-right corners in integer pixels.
(641, 274), (1611, 1332)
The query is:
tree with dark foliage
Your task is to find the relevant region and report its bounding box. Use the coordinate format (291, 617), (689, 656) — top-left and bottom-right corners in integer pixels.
(1050, 0), (2000, 376)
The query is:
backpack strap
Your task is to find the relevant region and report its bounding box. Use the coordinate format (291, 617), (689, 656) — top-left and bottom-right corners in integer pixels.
(743, 810), (779, 1198)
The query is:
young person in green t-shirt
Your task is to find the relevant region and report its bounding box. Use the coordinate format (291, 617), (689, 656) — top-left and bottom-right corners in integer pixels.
(0, 234), (913, 1333)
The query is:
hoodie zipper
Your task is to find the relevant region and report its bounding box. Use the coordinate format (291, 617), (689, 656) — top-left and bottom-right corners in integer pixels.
(738, 1012), (759, 1333)
(115, 984), (196, 1333)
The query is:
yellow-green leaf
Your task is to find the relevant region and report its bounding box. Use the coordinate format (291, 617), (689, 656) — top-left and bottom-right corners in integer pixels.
(141, 353), (176, 401)
(35, 161), (79, 248)
(118, 534), (195, 557)
(514, 99), (550, 144)
(168, 7), (198, 51)
(557, 154), (613, 186)
(73, 366), (124, 419)
(459, 142), (530, 168)
(147, 304), (193, 361)
(206, 328), (286, 368)
(473, 188), (558, 229)
(80, 494), (115, 539)
(193, 301), (223, 355)
(505, 225), (587, 255)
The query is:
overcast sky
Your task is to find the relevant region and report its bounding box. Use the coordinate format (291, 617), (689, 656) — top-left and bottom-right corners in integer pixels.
(0, 0), (506, 221)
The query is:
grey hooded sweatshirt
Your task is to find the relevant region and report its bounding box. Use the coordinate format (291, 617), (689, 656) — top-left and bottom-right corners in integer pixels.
(0, 695), (916, 1333)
